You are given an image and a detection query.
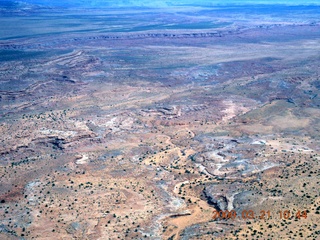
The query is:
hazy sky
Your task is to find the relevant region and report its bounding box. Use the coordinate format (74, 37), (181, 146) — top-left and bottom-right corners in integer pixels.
(9, 0), (320, 7)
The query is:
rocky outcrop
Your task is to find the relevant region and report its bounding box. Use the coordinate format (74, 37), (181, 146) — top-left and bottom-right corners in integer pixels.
(204, 185), (229, 211)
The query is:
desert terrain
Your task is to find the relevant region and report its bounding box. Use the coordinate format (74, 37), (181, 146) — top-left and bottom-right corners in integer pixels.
(0, 4), (320, 240)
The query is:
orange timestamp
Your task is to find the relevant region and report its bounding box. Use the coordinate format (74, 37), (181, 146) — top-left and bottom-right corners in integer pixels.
(212, 209), (307, 220)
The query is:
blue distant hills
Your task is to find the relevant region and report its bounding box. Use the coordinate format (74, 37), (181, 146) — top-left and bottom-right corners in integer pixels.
(1, 0), (320, 8)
